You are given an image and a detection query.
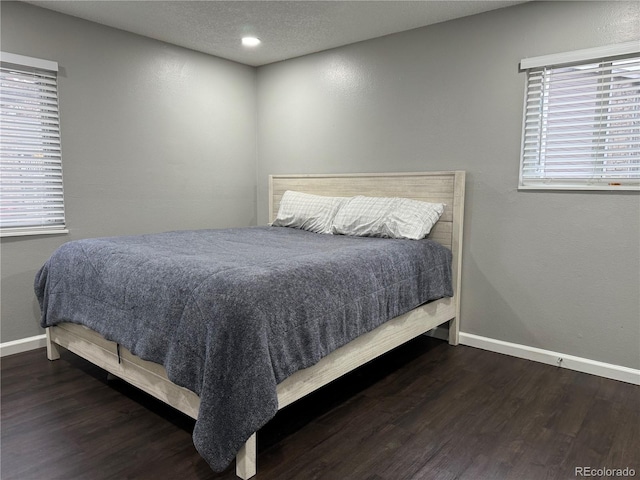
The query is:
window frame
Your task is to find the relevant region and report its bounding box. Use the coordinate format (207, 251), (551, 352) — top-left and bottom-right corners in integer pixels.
(1, 51), (68, 237)
(518, 41), (640, 192)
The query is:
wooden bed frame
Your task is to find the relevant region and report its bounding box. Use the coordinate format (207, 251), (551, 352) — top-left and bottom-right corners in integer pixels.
(45, 171), (465, 479)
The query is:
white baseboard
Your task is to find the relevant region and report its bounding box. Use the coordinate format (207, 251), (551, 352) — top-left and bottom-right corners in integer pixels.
(1, 334), (46, 357)
(459, 332), (640, 386)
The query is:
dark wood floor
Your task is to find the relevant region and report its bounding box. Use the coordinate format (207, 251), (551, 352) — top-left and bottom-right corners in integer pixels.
(2, 337), (638, 480)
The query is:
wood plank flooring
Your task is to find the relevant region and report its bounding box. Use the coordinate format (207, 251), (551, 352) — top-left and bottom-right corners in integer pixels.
(1, 337), (638, 480)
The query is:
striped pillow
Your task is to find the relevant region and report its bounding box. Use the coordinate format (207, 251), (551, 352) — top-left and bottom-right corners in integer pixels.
(272, 191), (346, 234)
(332, 196), (444, 240)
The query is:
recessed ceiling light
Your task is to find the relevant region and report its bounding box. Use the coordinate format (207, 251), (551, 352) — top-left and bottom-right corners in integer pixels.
(242, 37), (261, 47)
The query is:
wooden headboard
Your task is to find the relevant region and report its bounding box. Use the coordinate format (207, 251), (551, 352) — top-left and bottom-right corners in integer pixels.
(269, 171), (465, 251)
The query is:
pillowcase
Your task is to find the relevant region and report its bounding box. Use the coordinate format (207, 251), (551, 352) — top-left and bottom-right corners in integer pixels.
(332, 196), (445, 240)
(272, 190), (346, 234)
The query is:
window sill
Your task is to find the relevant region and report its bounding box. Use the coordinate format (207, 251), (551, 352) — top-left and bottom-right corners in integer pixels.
(518, 185), (640, 192)
(1, 228), (69, 238)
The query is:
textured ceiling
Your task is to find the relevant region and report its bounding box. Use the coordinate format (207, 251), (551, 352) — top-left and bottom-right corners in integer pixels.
(23, 1), (528, 66)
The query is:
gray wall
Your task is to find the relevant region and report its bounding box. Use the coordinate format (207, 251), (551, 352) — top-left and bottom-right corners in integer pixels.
(257, 1), (640, 369)
(1, 2), (257, 342)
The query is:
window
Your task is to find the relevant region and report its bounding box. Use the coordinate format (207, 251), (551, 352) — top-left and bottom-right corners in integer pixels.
(519, 42), (640, 190)
(1, 51), (67, 236)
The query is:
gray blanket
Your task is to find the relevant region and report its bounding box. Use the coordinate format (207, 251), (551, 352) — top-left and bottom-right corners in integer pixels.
(35, 226), (452, 471)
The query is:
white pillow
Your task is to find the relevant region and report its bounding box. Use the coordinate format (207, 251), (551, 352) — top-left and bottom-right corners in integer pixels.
(332, 196), (445, 240)
(272, 190), (346, 234)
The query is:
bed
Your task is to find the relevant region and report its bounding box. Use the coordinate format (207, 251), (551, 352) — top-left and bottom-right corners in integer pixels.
(40, 171), (465, 479)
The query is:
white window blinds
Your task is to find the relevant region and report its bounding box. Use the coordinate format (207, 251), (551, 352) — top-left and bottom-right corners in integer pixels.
(1, 52), (67, 235)
(519, 42), (640, 190)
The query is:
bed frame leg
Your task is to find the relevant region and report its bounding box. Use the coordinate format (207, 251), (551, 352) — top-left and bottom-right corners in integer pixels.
(236, 433), (257, 479)
(46, 328), (60, 360)
(448, 317), (459, 346)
